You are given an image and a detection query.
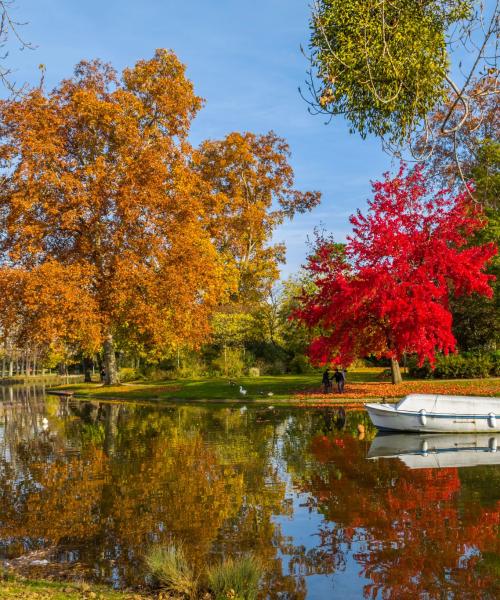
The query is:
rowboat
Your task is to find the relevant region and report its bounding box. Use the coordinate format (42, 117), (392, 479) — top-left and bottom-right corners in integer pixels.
(368, 432), (500, 469)
(365, 394), (500, 433)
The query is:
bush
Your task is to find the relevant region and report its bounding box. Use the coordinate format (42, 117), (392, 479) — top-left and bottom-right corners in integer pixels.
(408, 352), (497, 379)
(145, 544), (197, 598)
(141, 365), (172, 381)
(247, 367), (260, 377)
(118, 367), (143, 382)
(207, 555), (262, 600)
(174, 351), (211, 379)
(288, 354), (313, 374)
(267, 359), (287, 375)
(212, 348), (245, 377)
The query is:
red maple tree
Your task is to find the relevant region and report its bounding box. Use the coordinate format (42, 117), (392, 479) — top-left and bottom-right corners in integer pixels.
(294, 165), (496, 383)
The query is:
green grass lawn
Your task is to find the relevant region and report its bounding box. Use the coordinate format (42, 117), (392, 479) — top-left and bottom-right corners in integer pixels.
(50, 368), (500, 403)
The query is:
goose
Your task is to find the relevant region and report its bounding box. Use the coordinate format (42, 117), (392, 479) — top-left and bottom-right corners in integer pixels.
(239, 386), (247, 396)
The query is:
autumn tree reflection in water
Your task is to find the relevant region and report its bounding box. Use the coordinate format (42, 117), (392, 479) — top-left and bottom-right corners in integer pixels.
(0, 393), (499, 599)
(285, 429), (500, 599)
(0, 393), (305, 596)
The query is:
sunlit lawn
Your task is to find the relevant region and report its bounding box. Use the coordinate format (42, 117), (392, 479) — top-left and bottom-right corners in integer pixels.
(51, 368), (500, 403)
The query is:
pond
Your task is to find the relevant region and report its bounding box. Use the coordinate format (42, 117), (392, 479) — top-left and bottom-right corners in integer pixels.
(0, 386), (499, 599)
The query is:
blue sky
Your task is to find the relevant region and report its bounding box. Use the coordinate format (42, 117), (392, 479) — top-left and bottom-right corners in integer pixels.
(6, 0), (393, 278)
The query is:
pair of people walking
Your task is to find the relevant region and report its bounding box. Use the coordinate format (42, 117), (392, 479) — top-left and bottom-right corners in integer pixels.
(322, 367), (346, 394)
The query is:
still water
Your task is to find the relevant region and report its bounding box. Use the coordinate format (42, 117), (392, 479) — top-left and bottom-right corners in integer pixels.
(0, 386), (499, 599)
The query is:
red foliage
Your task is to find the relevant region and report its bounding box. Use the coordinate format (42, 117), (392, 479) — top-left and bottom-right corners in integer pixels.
(303, 434), (500, 599)
(295, 165), (496, 367)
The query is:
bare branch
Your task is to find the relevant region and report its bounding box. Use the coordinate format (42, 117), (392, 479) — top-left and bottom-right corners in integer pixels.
(0, 0), (34, 93)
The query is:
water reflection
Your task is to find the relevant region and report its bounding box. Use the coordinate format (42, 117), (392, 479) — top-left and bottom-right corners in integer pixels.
(368, 432), (500, 468)
(0, 388), (498, 599)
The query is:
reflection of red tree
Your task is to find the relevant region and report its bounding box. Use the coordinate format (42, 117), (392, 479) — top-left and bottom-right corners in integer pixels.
(302, 434), (500, 599)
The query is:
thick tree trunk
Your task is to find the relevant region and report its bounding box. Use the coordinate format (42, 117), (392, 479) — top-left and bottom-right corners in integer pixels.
(83, 356), (93, 383)
(103, 334), (119, 385)
(390, 357), (402, 385)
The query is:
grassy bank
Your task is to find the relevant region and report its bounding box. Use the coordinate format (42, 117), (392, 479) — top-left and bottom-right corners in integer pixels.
(0, 577), (148, 599)
(50, 369), (500, 404)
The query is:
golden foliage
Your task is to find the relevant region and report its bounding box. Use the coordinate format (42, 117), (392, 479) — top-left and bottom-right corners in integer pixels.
(0, 50), (234, 356)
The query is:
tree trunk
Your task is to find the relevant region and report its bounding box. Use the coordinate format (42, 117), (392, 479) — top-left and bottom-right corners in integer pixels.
(83, 356), (93, 383)
(103, 334), (119, 385)
(390, 357), (402, 385)
(8, 359), (13, 377)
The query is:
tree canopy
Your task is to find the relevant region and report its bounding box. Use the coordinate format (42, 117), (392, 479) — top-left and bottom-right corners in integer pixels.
(293, 165), (496, 382)
(194, 131), (320, 303)
(307, 0), (471, 142)
(0, 50), (233, 382)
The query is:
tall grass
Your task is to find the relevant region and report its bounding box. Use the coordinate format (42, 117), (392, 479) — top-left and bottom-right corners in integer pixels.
(206, 555), (262, 600)
(145, 543), (198, 598)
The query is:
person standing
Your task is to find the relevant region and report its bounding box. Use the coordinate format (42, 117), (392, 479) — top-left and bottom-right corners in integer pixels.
(333, 368), (345, 393)
(322, 368), (332, 393)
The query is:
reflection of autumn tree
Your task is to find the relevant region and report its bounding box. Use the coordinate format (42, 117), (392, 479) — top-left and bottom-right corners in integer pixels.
(206, 410), (303, 599)
(0, 447), (109, 543)
(290, 433), (500, 599)
(0, 409), (246, 583)
(0, 399), (305, 597)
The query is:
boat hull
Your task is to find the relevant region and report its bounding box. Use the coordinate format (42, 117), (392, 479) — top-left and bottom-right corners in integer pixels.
(366, 402), (500, 433)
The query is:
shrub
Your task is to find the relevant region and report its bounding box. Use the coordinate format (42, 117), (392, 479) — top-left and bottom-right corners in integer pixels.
(212, 348), (245, 377)
(207, 555), (262, 600)
(145, 544), (197, 598)
(288, 354), (313, 374)
(267, 359), (287, 375)
(247, 367), (260, 378)
(408, 352), (497, 379)
(142, 366), (171, 381)
(174, 351), (211, 379)
(118, 367), (143, 382)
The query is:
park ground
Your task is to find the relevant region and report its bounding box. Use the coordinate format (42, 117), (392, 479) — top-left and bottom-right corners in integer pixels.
(51, 368), (500, 405)
(0, 576), (150, 599)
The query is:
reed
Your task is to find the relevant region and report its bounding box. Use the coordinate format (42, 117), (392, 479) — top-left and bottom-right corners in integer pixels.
(206, 555), (262, 600)
(145, 543), (198, 599)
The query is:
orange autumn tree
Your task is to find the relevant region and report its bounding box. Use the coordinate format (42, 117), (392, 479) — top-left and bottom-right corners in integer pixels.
(0, 50), (233, 384)
(194, 131), (321, 303)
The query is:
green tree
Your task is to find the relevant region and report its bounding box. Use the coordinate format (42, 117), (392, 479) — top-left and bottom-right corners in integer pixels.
(451, 139), (499, 350)
(211, 311), (255, 376)
(307, 0), (470, 143)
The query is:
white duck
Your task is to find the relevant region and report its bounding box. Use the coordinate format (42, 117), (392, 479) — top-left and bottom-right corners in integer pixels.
(239, 386), (247, 396)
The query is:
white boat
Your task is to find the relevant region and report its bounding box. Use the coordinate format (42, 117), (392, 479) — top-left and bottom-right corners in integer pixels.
(368, 432), (500, 469)
(365, 394), (500, 433)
